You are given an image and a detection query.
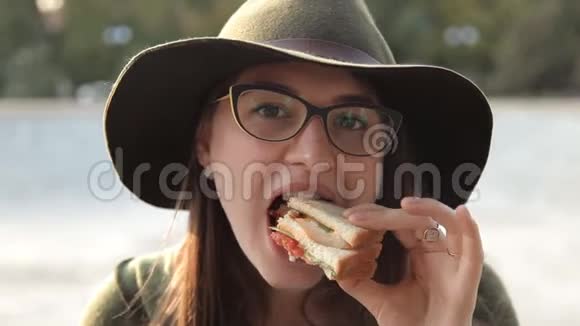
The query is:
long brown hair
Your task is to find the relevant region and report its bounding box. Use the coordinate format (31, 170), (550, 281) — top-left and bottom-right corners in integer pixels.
(144, 68), (422, 326)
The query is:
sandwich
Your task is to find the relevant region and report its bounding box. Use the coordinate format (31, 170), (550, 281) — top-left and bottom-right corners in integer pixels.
(269, 196), (385, 281)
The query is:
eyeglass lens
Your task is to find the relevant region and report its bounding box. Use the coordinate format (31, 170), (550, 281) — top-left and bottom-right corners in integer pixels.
(235, 88), (399, 156)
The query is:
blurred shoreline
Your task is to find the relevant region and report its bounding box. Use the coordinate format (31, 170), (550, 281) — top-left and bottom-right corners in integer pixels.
(1, 96), (580, 113)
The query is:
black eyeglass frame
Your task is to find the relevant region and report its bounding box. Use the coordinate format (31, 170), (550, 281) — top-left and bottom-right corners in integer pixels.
(212, 83), (403, 157)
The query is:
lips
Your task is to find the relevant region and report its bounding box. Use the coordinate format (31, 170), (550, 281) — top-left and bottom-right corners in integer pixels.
(268, 183), (337, 208)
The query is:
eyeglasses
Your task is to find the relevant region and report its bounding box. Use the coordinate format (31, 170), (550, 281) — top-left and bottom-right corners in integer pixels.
(212, 83), (403, 156)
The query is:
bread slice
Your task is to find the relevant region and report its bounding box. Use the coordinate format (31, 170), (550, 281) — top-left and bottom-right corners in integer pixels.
(287, 197), (385, 248)
(293, 216), (351, 249)
(277, 213), (382, 280)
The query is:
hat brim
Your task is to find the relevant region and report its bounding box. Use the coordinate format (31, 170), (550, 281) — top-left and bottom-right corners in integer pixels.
(104, 37), (492, 210)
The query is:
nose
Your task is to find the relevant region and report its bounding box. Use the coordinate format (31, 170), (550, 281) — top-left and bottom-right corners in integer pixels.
(283, 116), (337, 171)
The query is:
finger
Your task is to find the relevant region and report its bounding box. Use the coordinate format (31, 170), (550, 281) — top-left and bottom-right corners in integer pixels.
(393, 229), (421, 249)
(346, 207), (438, 232)
(457, 205), (484, 286)
(343, 203), (383, 216)
(401, 197), (462, 253)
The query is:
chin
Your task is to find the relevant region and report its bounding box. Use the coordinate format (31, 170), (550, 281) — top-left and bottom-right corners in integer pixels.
(261, 265), (324, 290)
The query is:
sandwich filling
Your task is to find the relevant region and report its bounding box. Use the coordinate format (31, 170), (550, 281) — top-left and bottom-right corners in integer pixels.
(268, 203), (305, 262)
(269, 225), (337, 279)
(267, 197), (346, 278)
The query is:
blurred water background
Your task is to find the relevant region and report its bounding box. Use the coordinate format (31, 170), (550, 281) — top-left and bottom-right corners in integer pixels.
(1, 98), (579, 325)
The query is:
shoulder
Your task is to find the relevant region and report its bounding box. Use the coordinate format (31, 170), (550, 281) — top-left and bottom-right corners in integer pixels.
(474, 262), (520, 326)
(80, 245), (179, 326)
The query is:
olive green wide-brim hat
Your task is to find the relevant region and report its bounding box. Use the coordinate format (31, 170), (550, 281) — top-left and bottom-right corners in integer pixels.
(104, 0), (492, 210)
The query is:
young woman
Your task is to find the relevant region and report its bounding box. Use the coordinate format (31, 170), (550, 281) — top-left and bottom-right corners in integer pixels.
(82, 1), (519, 325)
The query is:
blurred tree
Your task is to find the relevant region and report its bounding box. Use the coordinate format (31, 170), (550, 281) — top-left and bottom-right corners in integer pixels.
(0, 0), (45, 95)
(0, 0), (577, 97)
(55, 0), (243, 90)
(490, 0), (580, 94)
(2, 44), (70, 97)
(367, 0), (532, 90)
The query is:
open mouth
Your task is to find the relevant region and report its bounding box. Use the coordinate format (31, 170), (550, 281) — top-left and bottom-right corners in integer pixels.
(268, 195), (289, 227)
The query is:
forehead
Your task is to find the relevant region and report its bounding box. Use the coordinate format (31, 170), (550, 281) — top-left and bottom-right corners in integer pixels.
(233, 61), (377, 100)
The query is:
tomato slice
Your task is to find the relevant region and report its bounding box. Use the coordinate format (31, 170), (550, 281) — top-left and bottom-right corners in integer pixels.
(270, 232), (304, 258)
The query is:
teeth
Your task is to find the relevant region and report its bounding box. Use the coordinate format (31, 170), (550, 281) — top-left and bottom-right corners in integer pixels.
(282, 191), (322, 201)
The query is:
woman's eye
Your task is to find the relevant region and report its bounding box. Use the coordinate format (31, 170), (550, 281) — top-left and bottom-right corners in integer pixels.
(253, 104), (288, 119)
(334, 114), (367, 130)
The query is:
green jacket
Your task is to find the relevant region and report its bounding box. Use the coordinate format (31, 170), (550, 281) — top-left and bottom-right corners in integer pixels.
(80, 248), (519, 326)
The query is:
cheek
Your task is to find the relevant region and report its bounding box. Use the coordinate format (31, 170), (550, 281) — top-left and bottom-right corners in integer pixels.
(208, 110), (278, 168)
(205, 110), (278, 249)
(339, 157), (382, 204)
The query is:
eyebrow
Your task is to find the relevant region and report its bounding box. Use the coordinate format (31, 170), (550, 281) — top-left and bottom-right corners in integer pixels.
(251, 80), (379, 105)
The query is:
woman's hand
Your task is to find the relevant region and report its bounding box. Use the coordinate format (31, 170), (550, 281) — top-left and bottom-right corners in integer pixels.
(337, 197), (484, 326)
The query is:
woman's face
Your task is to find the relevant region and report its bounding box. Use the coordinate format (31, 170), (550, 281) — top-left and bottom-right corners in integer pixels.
(197, 61), (383, 289)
